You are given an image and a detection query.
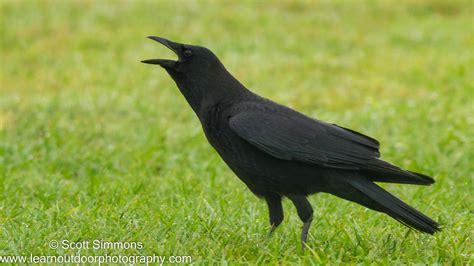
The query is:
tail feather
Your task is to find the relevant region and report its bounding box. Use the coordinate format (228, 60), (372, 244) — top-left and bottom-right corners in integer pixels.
(366, 159), (435, 185)
(347, 178), (440, 234)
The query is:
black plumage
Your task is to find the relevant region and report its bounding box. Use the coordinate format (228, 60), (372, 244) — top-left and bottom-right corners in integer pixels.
(142, 36), (440, 249)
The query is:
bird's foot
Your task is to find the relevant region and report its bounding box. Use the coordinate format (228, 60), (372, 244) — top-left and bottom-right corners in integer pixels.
(267, 224), (277, 238)
(301, 216), (313, 251)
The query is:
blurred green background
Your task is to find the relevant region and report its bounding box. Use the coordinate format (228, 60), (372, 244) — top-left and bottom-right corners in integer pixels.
(1, 0), (473, 264)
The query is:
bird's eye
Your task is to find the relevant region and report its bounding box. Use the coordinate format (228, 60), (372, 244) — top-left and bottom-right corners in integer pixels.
(183, 49), (193, 57)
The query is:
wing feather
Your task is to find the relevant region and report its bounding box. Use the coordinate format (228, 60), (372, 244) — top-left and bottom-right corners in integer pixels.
(229, 111), (379, 169)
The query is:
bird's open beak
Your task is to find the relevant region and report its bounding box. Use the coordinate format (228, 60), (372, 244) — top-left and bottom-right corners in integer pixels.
(141, 36), (180, 68)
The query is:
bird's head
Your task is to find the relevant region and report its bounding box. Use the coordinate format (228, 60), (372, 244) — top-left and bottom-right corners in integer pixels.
(141, 36), (246, 113)
(141, 36), (221, 79)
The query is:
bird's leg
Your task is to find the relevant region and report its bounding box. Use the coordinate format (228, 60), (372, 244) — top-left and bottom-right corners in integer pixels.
(265, 193), (283, 237)
(289, 195), (313, 250)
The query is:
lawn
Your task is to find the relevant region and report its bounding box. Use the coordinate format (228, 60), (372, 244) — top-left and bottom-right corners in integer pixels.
(1, 0), (473, 264)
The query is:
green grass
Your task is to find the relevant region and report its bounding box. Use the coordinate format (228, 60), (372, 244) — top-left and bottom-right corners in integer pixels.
(1, 0), (473, 264)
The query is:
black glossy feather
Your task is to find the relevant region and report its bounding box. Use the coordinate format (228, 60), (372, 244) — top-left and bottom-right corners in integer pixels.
(347, 178), (440, 234)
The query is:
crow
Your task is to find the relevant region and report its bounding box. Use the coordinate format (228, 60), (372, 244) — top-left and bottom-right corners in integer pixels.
(142, 36), (440, 249)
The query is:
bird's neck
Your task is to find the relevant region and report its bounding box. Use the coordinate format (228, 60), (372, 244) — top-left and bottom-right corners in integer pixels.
(173, 68), (251, 117)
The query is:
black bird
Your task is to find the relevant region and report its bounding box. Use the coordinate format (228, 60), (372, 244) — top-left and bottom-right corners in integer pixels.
(142, 36), (440, 249)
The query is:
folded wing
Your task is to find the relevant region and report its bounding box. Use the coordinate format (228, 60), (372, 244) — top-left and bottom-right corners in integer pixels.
(229, 111), (379, 169)
(229, 111), (433, 185)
